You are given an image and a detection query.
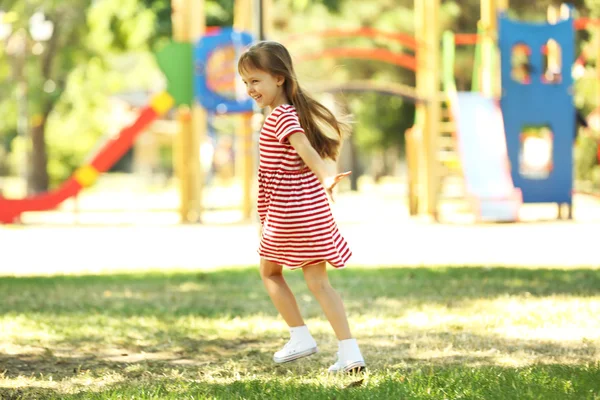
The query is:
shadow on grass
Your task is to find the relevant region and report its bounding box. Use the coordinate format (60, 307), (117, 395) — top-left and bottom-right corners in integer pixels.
(1, 266), (600, 318)
(0, 328), (597, 378)
(1, 358), (599, 400)
(2, 266), (600, 390)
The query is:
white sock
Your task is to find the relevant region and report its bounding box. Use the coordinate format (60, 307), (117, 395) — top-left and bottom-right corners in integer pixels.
(290, 325), (312, 341)
(339, 338), (364, 361)
(339, 338), (360, 353)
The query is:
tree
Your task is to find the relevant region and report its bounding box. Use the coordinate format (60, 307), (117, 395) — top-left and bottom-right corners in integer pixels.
(0, 1), (92, 193)
(0, 0), (243, 191)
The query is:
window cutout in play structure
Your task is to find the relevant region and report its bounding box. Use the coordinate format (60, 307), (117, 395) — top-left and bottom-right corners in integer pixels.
(511, 43), (532, 84)
(519, 125), (554, 179)
(542, 39), (562, 84)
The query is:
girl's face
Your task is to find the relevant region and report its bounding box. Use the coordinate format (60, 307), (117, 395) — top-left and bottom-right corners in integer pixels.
(240, 67), (288, 109)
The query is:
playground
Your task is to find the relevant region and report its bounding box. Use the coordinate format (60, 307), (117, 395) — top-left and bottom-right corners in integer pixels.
(2, 0), (600, 398)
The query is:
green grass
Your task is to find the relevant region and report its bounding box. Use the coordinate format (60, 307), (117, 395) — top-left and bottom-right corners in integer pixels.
(2, 266), (600, 399)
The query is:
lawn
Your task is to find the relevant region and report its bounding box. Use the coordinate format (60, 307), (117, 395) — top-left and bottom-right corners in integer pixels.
(1, 266), (600, 399)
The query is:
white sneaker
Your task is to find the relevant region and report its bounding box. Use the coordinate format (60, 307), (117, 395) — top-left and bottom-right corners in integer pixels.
(328, 339), (366, 373)
(273, 337), (318, 363)
(273, 326), (318, 364)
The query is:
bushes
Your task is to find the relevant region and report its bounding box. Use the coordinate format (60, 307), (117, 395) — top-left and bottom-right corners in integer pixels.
(575, 128), (600, 191)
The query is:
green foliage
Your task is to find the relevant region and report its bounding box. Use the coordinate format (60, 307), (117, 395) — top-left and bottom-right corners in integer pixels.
(87, 0), (156, 54)
(141, 0), (172, 44)
(349, 93), (414, 152)
(586, 0), (600, 15)
(574, 1), (600, 187)
(0, 0), (241, 184)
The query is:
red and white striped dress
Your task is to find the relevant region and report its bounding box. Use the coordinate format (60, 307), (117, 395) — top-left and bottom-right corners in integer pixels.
(257, 104), (352, 269)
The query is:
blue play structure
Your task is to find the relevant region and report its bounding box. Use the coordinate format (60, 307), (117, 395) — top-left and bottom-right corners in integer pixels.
(194, 28), (254, 114)
(499, 11), (575, 218)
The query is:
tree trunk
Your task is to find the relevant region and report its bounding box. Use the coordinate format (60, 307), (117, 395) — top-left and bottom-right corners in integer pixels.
(28, 117), (49, 194)
(27, 15), (59, 195)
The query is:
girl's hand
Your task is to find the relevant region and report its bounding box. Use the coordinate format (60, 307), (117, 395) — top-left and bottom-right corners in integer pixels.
(323, 171), (351, 203)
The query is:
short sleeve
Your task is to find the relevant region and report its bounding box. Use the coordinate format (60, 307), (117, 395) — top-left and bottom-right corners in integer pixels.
(275, 110), (305, 144)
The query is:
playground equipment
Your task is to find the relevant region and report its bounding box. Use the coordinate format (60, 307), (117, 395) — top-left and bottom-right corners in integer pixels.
(3, 0), (596, 225)
(0, 93), (174, 223)
(499, 6), (575, 219)
(0, 0), (257, 224)
(0, 0), (444, 225)
(409, 0), (600, 222)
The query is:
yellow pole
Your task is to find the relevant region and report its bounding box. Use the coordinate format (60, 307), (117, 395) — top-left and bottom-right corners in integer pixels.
(413, 0), (441, 219)
(175, 107), (192, 221)
(172, 0), (193, 222)
(597, 22), (600, 119)
(405, 127), (419, 216)
(261, 0), (273, 39)
(234, 0), (252, 32)
(480, 0), (508, 97)
(423, 0), (441, 218)
(240, 113), (254, 219)
(171, 0), (189, 41)
(190, 0), (206, 223)
(171, 0), (205, 223)
(480, 0), (497, 97)
(234, 0), (255, 220)
(414, 0), (426, 215)
(498, 0), (509, 12)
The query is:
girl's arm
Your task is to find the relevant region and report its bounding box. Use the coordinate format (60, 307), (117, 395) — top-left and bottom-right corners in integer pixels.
(288, 133), (328, 182)
(288, 132), (350, 201)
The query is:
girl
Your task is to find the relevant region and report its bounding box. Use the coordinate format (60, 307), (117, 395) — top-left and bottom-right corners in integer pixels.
(238, 41), (366, 373)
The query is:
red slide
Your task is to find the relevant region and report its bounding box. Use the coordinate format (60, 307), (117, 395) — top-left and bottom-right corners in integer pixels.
(0, 92), (174, 224)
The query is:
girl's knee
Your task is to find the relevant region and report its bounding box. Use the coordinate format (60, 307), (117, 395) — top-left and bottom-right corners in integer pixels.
(260, 259), (282, 279)
(303, 263), (330, 293)
(305, 275), (330, 294)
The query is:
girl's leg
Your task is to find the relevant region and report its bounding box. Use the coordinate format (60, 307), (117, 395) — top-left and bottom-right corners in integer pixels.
(304, 262), (366, 373)
(260, 258), (304, 327)
(302, 262), (352, 340)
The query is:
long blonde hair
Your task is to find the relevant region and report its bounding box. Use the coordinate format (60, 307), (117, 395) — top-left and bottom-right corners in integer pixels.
(238, 41), (351, 161)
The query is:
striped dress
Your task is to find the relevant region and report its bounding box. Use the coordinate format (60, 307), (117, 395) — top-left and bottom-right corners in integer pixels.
(257, 104), (352, 269)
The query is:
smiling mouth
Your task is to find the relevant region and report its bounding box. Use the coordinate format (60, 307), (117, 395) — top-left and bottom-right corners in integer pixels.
(252, 95), (262, 101)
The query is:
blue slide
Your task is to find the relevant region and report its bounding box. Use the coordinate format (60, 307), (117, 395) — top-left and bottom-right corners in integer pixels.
(449, 92), (523, 222)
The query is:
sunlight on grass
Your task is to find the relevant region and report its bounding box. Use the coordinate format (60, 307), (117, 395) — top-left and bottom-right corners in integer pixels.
(2, 266), (600, 399)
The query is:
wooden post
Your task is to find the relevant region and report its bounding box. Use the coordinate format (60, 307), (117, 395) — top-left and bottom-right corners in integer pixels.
(233, 0), (252, 32)
(423, 0), (441, 218)
(175, 106), (192, 221)
(480, 0), (496, 98)
(596, 21), (600, 120)
(498, 0), (509, 13)
(172, 0), (193, 222)
(414, 0), (426, 216)
(480, 0), (508, 98)
(171, 0), (205, 223)
(241, 113), (254, 219)
(189, 0), (206, 223)
(405, 127), (419, 216)
(262, 0), (273, 39)
(234, 0), (256, 221)
(171, 0), (189, 42)
(414, 0), (441, 218)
